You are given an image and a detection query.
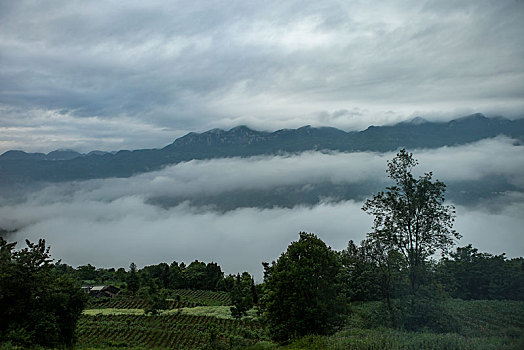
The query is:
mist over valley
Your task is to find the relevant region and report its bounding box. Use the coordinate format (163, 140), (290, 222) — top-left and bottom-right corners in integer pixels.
(2, 118), (523, 279)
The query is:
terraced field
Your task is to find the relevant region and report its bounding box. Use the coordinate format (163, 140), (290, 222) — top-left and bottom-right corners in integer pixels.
(79, 290), (267, 349)
(86, 289), (231, 310)
(76, 313), (265, 349)
(171, 289), (231, 306)
(77, 295), (524, 350)
(87, 298), (200, 310)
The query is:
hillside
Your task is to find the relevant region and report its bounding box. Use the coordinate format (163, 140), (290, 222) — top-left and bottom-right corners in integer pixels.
(1, 114), (523, 186)
(75, 297), (524, 349)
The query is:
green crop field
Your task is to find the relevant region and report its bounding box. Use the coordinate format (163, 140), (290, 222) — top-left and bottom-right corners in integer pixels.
(74, 296), (524, 350)
(86, 289), (231, 311)
(76, 313), (266, 349)
(171, 289), (231, 306)
(87, 298), (198, 310)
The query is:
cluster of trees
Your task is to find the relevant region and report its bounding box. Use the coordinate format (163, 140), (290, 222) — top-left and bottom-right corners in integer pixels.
(437, 245), (524, 300)
(259, 150), (524, 342)
(262, 232), (347, 341)
(230, 272), (259, 319)
(0, 238), (86, 347)
(57, 259), (254, 295)
(341, 242), (524, 302)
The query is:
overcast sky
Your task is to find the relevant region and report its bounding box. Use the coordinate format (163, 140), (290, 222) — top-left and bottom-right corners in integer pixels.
(1, 0), (523, 153)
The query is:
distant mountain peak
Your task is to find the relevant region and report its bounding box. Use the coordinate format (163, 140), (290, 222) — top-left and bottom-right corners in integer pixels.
(52, 148), (77, 152)
(46, 149), (82, 160)
(405, 116), (428, 125)
(456, 113), (487, 121)
(228, 125), (259, 135)
(230, 125), (252, 131)
(2, 114), (523, 185)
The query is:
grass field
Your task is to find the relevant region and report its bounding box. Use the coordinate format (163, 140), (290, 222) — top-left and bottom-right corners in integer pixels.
(75, 292), (524, 350)
(285, 300), (524, 350)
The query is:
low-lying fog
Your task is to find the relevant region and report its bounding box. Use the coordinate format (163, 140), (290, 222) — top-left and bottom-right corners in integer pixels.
(1, 137), (523, 279)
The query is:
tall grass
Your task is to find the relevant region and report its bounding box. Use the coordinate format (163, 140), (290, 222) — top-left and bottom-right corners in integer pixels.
(285, 300), (524, 350)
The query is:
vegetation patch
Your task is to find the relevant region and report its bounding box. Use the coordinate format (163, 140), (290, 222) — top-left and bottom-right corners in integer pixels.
(285, 328), (523, 350)
(83, 305), (260, 320)
(171, 289), (231, 306)
(83, 308), (145, 316)
(176, 305), (259, 320)
(76, 313), (267, 349)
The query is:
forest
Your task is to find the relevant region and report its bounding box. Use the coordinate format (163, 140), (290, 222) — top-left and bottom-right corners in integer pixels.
(1, 150), (523, 349)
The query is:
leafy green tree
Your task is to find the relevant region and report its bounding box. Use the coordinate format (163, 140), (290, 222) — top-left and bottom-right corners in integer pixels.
(250, 278), (259, 305)
(76, 263), (97, 282)
(184, 260), (207, 289)
(340, 240), (382, 302)
(204, 262), (224, 290)
(127, 262), (140, 295)
(262, 232), (346, 342)
(0, 237), (86, 347)
(230, 272), (254, 320)
(168, 261), (185, 289)
(116, 267), (127, 283)
(217, 274), (235, 292)
(145, 288), (169, 315)
(140, 263), (170, 290)
(362, 149), (460, 331)
(438, 245), (524, 300)
(342, 239), (405, 318)
(362, 149), (459, 299)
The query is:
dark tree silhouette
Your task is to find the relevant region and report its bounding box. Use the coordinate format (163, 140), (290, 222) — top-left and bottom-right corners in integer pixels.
(362, 149), (459, 299)
(0, 237), (86, 347)
(262, 232), (346, 342)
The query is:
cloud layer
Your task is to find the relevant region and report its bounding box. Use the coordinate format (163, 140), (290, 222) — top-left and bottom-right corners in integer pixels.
(6, 136), (520, 205)
(1, 0), (523, 153)
(1, 139), (523, 279)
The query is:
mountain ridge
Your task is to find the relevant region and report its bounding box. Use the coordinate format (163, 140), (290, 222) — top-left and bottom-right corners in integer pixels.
(1, 114), (523, 185)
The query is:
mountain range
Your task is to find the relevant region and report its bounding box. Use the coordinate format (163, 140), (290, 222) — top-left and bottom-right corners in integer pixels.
(1, 113), (523, 186)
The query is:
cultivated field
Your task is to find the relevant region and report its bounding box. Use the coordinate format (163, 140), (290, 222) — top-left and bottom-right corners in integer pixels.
(76, 291), (524, 350)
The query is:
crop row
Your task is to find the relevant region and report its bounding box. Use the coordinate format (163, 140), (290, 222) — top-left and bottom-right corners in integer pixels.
(446, 300), (524, 338)
(88, 297), (200, 310)
(172, 289), (231, 306)
(76, 313), (265, 349)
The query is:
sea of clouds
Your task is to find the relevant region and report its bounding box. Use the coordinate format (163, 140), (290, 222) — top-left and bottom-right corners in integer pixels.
(1, 137), (523, 279)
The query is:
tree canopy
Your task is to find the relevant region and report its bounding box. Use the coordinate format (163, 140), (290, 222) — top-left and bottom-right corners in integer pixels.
(362, 149), (460, 297)
(262, 232), (346, 342)
(0, 237), (86, 347)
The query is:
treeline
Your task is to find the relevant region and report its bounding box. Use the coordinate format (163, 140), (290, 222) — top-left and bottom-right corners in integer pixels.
(438, 245), (524, 300)
(259, 232), (524, 342)
(50, 243), (524, 303)
(0, 238), (86, 348)
(258, 150), (524, 342)
(343, 242), (524, 303)
(55, 259), (257, 295)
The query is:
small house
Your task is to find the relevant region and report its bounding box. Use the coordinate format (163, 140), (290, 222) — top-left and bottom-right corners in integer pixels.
(82, 285), (120, 298)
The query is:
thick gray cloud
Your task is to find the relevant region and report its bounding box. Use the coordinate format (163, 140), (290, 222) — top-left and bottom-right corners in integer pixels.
(11, 136), (522, 205)
(3, 192), (523, 281)
(1, 140), (523, 279)
(1, 199), (372, 280)
(1, 0), (523, 153)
